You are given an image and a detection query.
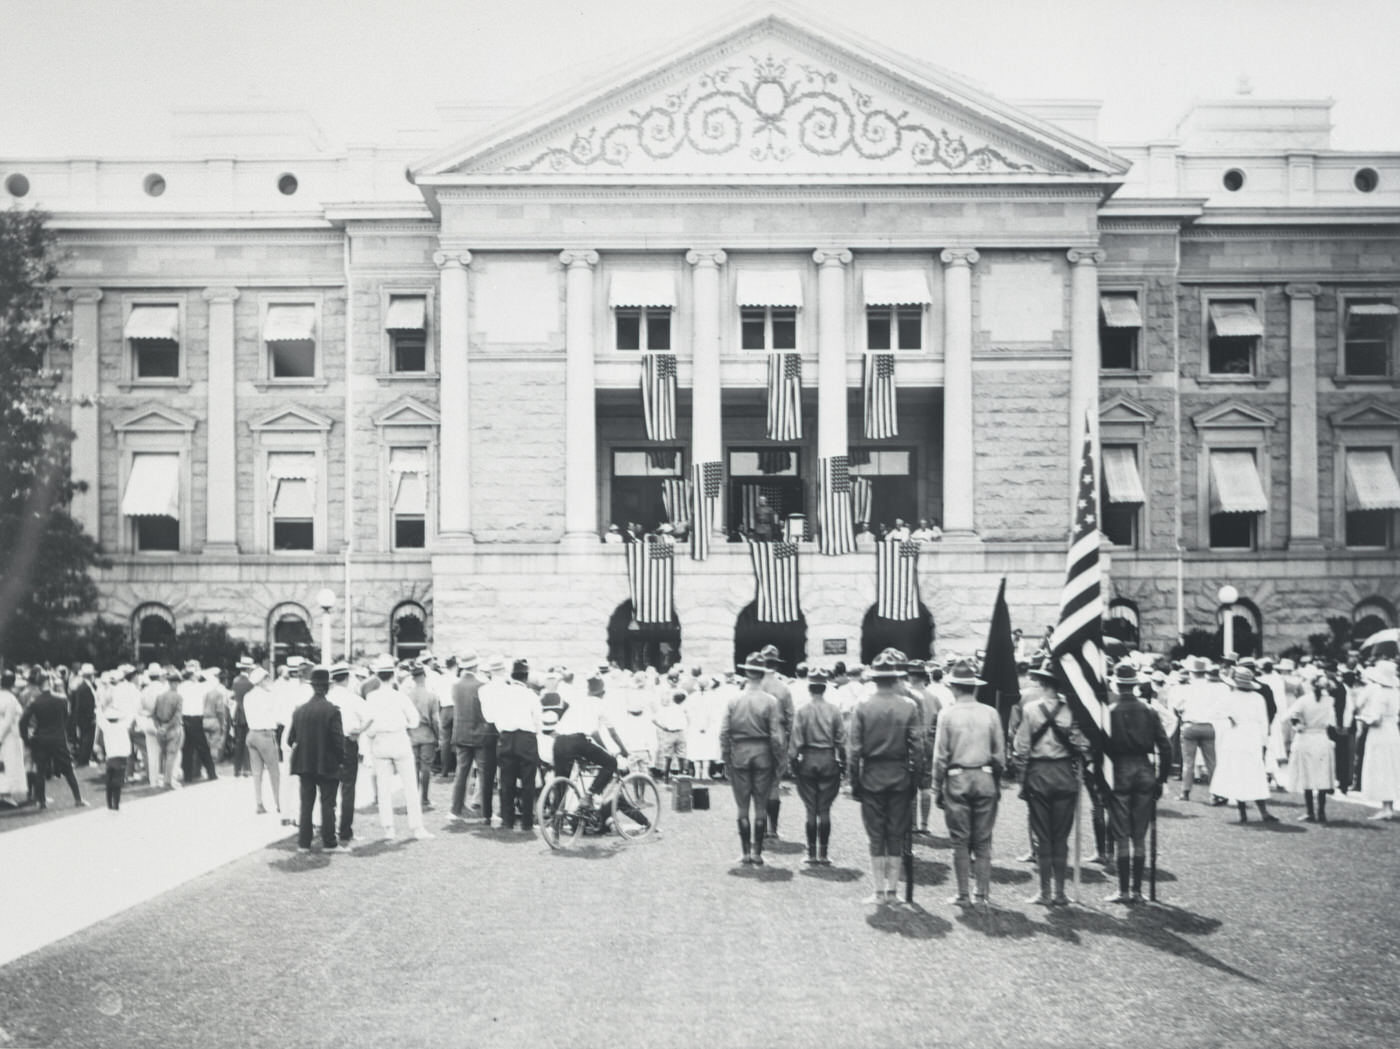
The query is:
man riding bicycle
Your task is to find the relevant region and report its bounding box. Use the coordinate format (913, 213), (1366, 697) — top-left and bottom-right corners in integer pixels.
(551, 675), (630, 810)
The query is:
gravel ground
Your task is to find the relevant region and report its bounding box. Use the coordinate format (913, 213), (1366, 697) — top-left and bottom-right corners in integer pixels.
(0, 776), (1396, 1049)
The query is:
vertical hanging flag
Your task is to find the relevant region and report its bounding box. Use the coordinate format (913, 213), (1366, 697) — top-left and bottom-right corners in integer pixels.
(690, 460), (723, 561)
(863, 352), (898, 439)
(766, 352), (803, 440)
(852, 476), (874, 528)
(817, 455), (856, 555)
(975, 576), (1022, 734)
(626, 538), (675, 625)
(876, 539), (921, 620)
(1050, 411), (1112, 787)
(641, 351), (677, 441)
(741, 483), (785, 534)
(748, 540), (801, 623)
(661, 478), (691, 524)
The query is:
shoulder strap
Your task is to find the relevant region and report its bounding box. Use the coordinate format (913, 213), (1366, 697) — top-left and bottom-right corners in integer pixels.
(1029, 698), (1076, 752)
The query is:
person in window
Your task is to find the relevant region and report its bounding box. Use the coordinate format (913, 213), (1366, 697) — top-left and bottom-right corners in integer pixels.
(853, 523), (875, 550)
(603, 523), (625, 544)
(751, 495), (779, 541)
(655, 523), (676, 546)
(886, 518), (911, 541)
(911, 518), (941, 542)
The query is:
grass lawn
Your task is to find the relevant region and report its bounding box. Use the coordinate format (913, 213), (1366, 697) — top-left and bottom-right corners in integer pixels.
(0, 775), (1395, 1049)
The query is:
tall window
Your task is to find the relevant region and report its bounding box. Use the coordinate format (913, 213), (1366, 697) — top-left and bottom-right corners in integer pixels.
(1206, 299), (1263, 376)
(263, 304), (318, 380)
(1341, 298), (1397, 377)
(392, 601), (428, 662)
(610, 448), (683, 533)
(1343, 447), (1400, 548)
(740, 307), (797, 351)
(866, 307), (922, 351)
(1207, 448), (1265, 550)
(616, 307), (672, 351)
(848, 449), (916, 531)
(1100, 444), (1144, 549)
(386, 295), (428, 373)
(268, 452), (316, 551)
(125, 304), (181, 380)
(728, 448), (803, 537)
(1099, 293), (1142, 371)
(121, 453), (181, 552)
(390, 447), (428, 550)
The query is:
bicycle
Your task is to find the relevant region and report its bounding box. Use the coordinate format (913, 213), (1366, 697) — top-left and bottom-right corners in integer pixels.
(536, 759), (660, 849)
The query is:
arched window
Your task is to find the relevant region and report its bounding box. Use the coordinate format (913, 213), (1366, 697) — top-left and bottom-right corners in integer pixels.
(132, 602), (176, 666)
(268, 602), (316, 668)
(1353, 597), (1396, 645)
(606, 600), (681, 672)
(1215, 598), (1262, 658)
(859, 603), (934, 666)
(392, 601), (428, 662)
(1105, 598), (1141, 649)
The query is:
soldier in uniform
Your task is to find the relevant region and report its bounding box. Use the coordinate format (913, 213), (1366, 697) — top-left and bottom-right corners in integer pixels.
(1012, 659), (1089, 906)
(758, 645), (794, 841)
(848, 650), (920, 905)
(1103, 661), (1172, 904)
(932, 659), (1005, 907)
(719, 652), (784, 866)
(789, 667), (846, 865)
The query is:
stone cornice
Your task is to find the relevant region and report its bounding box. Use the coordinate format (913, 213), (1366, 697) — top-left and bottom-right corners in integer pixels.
(55, 229), (344, 245)
(1182, 224), (1400, 239)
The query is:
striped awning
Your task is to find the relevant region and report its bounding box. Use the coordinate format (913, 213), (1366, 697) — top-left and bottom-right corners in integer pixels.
(1208, 302), (1263, 338)
(608, 272), (676, 309)
(390, 447), (428, 514)
(1345, 449), (1400, 511)
(1100, 294), (1142, 328)
(736, 271), (803, 308)
(863, 270), (931, 306)
(1102, 446), (1146, 505)
(385, 296), (426, 331)
(272, 478), (314, 519)
(121, 454), (180, 519)
(1348, 302), (1399, 317)
(1209, 450), (1268, 514)
(124, 305), (179, 341)
(263, 305), (316, 342)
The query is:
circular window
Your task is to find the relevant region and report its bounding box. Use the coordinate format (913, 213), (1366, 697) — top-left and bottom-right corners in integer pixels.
(277, 172), (299, 196)
(5, 173), (30, 198)
(1354, 167), (1379, 193)
(1222, 169), (1245, 192)
(143, 173), (167, 197)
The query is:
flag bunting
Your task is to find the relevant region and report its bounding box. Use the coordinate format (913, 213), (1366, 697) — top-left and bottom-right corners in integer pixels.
(748, 539), (801, 623)
(817, 454), (856, 555)
(689, 460), (723, 562)
(863, 352), (898, 439)
(641, 351), (678, 441)
(766, 352), (803, 441)
(626, 537), (675, 625)
(875, 539), (921, 620)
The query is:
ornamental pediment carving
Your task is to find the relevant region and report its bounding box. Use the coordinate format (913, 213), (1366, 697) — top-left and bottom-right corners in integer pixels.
(1099, 394), (1158, 428)
(248, 405), (334, 433)
(1191, 400), (1278, 431)
(111, 406), (197, 433)
(372, 396), (440, 429)
(415, 15), (1125, 181)
(1330, 399), (1400, 429)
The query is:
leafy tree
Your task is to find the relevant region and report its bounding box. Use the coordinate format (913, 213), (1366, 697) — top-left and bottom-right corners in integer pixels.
(0, 207), (105, 663)
(169, 619), (253, 677)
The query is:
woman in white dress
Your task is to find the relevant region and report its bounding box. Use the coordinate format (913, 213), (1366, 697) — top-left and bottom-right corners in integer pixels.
(1284, 677), (1336, 823)
(0, 671), (26, 805)
(1212, 667), (1279, 824)
(1358, 660), (1400, 820)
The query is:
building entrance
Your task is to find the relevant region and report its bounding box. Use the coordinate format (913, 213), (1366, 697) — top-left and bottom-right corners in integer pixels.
(733, 601), (807, 676)
(859, 603), (934, 665)
(607, 600), (681, 672)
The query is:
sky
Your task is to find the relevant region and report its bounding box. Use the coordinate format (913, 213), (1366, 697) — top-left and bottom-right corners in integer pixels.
(3, 0), (1398, 157)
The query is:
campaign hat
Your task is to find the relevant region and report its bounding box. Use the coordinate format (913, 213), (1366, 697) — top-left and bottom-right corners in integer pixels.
(1026, 659), (1058, 684)
(867, 651), (908, 679)
(738, 651), (769, 674)
(946, 659), (985, 687)
(1110, 661), (1141, 689)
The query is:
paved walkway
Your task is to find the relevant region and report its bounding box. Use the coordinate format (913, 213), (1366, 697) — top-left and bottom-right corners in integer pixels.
(0, 776), (293, 966)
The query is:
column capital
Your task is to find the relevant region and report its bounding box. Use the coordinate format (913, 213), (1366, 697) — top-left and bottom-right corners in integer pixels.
(1285, 283), (1322, 300)
(433, 250), (474, 270)
(558, 249), (600, 269)
(1066, 247), (1106, 266)
(812, 248), (853, 267)
(685, 248), (728, 268)
(201, 286), (240, 304)
(65, 287), (103, 304)
(939, 247), (980, 267)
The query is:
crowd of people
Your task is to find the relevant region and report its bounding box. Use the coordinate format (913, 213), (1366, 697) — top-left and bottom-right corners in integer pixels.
(1, 639), (1396, 908)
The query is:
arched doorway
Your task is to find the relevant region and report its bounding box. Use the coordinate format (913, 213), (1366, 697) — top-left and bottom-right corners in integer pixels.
(392, 601), (429, 662)
(1105, 598), (1141, 649)
(859, 603), (933, 665)
(1215, 598), (1262, 658)
(268, 603), (317, 667)
(607, 600), (681, 672)
(132, 603), (176, 666)
(733, 601), (806, 676)
(1353, 597), (1396, 645)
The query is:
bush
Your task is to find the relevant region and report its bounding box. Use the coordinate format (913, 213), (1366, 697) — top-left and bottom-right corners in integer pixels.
(168, 619), (254, 677)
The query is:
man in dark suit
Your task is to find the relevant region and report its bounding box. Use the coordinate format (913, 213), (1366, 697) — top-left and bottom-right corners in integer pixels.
(229, 656), (255, 775)
(288, 666), (345, 852)
(68, 664), (98, 767)
(449, 652), (491, 821)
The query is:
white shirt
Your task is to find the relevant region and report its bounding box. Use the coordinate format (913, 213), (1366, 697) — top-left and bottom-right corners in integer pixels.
(433, 670), (457, 709)
(361, 684), (419, 739)
(554, 692), (614, 739)
(327, 683), (365, 737)
(177, 679), (205, 717)
(242, 685), (283, 731)
(479, 680), (542, 734)
(1171, 676), (1227, 725)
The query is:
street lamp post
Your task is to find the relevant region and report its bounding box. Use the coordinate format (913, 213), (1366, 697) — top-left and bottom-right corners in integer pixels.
(1217, 584), (1239, 659)
(316, 588), (336, 665)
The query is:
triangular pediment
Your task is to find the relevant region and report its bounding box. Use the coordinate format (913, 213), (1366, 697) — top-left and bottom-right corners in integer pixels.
(248, 405), (334, 433)
(1100, 395), (1158, 428)
(372, 396), (440, 429)
(1331, 399), (1400, 429)
(415, 11), (1127, 182)
(112, 406), (196, 433)
(1191, 401), (1278, 431)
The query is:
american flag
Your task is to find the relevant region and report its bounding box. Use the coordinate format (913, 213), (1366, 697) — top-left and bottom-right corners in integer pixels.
(1050, 412), (1111, 782)
(689, 461), (723, 561)
(876, 540), (921, 620)
(741, 483), (784, 534)
(626, 538), (675, 625)
(641, 352), (677, 441)
(852, 476), (873, 527)
(661, 478), (691, 524)
(766, 352), (803, 441)
(817, 455), (856, 555)
(748, 540), (801, 623)
(863, 352), (898, 439)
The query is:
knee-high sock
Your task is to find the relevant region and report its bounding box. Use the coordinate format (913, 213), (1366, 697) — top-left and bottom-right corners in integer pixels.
(817, 815), (831, 855)
(1051, 858), (1069, 898)
(765, 798), (780, 834)
(737, 816), (752, 856)
(1116, 856), (1131, 894)
(973, 851), (992, 899)
(953, 850), (971, 897)
(805, 815), (817, 856)
(1304, 790), (1315, 819)
(753, 820), (767, 857)
(1036, 856), (1053, 896)
(1317, 792), (1328, 820)
(885, 855), (901, 893)
(1131, 856), (1146, 894)
(920, 792), (932, 828)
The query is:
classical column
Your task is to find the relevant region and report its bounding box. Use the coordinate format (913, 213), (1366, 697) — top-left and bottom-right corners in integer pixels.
(433, 250), (473, 541)
(560, 249), (600, 547)
(202, 287), (239, 552)
(1068, 248), (1106, 503)
(66, 288), (102, 543)
(940, 248), (979, 538)
(813, 249), (853, 459)
(1286, 283), (1324, 548)
(686, 249), (727, 537)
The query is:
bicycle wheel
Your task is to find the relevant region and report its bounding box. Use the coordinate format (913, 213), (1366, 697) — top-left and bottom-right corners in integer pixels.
(613, 773), (660, 842)
(537, 777), (583, 850)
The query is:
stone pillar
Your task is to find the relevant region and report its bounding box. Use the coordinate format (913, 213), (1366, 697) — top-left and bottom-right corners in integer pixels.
(202, 287), (239, 552)
(940, 248), (979, 538)
(560, 249), (600, 547)
(433, 250), (473, 541)
(1286, 283), (1324, 548)
(66, 288), (102, 543)
(686, 249), (727, 537)
(1068, 248), (1105, 503)
(813, 249), (853, 459)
